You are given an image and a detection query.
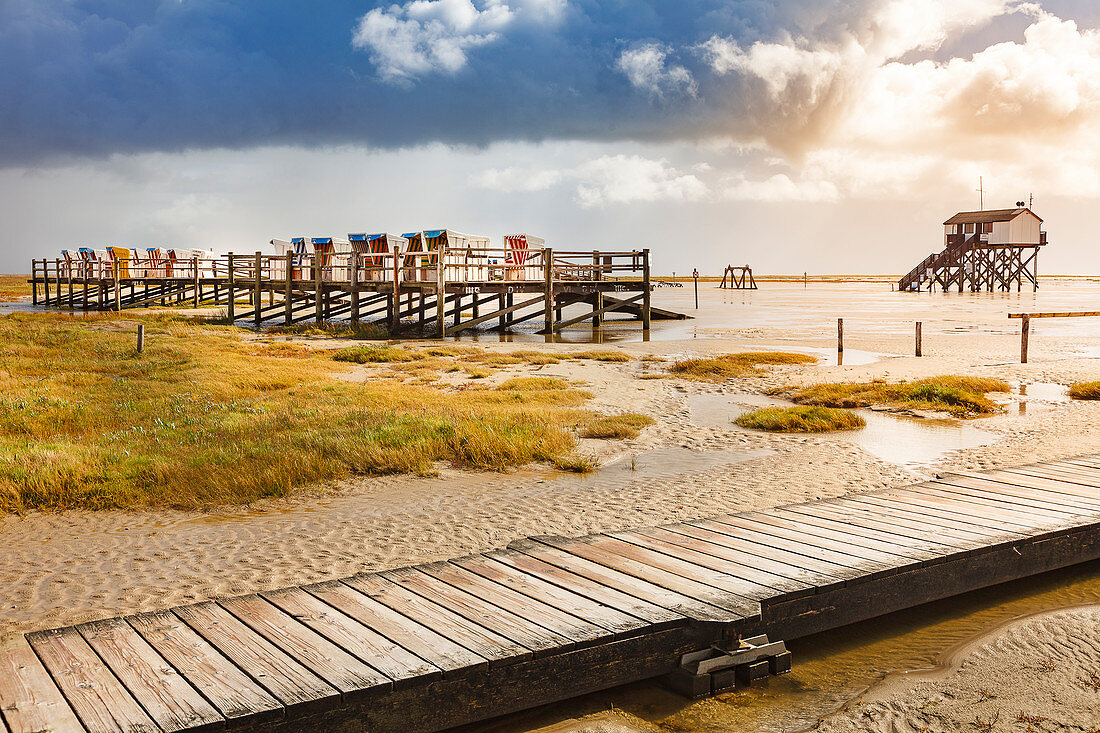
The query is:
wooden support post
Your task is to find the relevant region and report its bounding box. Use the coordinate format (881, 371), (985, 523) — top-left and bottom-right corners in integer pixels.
(693, 270), (699, 309)
(44, 259), (53, 306)
(137, 324), (145, 353)
(67, 265), (74, 311)
(314, 253), (323, 324)
(390, 252), (400, 333)
(543, 247), (554, 333)
(1021, 314), (1030, 364)
(253, 252), (262, 327)
(350, 253), (360, 323)
(435, 252), (446, 338)
(194, 258), (201, 308)
(284, 251), (293, 325)
(227, 253), (235, 321)
(837, 318), (844, 354)
(915, 321), (922, 357)
(498, 292), (507, 330)
(82, 275), (89, 311)
(32, 259), (39, 306)
(642, 248), (651, 330)
(113, 259), (121, 312)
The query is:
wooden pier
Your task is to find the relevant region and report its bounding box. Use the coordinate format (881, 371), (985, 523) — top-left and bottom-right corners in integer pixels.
(6, 455), (1100, 733)
(28, 248), (688, 335)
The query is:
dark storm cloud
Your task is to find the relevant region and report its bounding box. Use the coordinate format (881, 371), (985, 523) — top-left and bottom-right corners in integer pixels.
(0, 0), (833, 166)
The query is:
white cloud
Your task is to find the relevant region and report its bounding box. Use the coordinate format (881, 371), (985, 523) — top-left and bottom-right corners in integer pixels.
(617, 44), (697, 99)
(469, 166), (563, 191)
(470, 153), (709, 207)
(353, 0), (565, 83)
(721, 173), (840, 203)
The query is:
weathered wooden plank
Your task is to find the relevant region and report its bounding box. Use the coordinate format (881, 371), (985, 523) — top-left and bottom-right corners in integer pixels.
(910, 484), (1079, 526)
(946, 468), (1100, 508)
(1009, 464), (1100, 489)
(0, 634), (84, 733)
(485, 549), (685, 627)
(782, 501), (976, 553)
(766, 508), (944, 563)
(511, 539), (737, 623)
(449, 556), (647, 637)
(261, 587), (440, 688)
(741, 510), (917, 564)
(932, 477), (1100, 516)
(128, 610), (283, 725)
(844, 495), (1027, 540)
(690, 518), (868, 580)
(218, 595), (390, 695)
(656, 523), (845, 589)
(859, 492), (1036, 534)
(383, 566), (578, 653)
(342, 574), (532, 665)
(546, 535), (758, 618)
(709, 513), (899, 572)
(173, 602), (338, 712)
(27, 627), (159, 733)
(303, 580), (487, 675)
(927, 478), (1093, 516)
(76, 617), (223, 733)
(611, 528), (797, 597)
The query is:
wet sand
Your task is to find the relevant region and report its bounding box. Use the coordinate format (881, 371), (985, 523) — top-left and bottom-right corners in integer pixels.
(3, 281), (1100, 730)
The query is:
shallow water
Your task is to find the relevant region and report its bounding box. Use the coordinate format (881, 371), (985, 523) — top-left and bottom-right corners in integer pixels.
(479, 561), (1100, 733)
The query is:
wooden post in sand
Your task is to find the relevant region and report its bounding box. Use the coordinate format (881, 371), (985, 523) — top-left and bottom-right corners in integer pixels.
(435, 251), (446, 338)
(137, 324), (145, 353)
(543, 247), (554, 334)
(350, 251), (360, 324)
(227, 253), (235, 321)
(284, 251), (293, 325)
(314, 252), (323, 324)
(837, 318), (844, 355)
(1021, 314), (1030, 364)
(642, 248), (652, 331)
(915, 321), (922, 357)
(254, 252), (262, 327)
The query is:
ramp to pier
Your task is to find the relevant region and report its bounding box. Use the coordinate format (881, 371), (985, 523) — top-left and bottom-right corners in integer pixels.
(5, 456), (1100, 733)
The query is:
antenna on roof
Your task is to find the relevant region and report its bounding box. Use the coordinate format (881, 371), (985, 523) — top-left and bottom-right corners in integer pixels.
(1029, 193), (1033, 209)
(976, 176), (984, 211)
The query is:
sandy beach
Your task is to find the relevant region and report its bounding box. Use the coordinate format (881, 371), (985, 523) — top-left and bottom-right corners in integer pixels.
(3, 282), (1100, 730)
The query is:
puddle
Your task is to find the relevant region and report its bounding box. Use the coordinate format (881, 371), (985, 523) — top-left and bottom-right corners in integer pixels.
(688, 394), (1000, 469)
(493, 561), (1100, 733)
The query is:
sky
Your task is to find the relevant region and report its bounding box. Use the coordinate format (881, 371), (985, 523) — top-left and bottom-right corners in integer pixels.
(5, 0), (1100, 275)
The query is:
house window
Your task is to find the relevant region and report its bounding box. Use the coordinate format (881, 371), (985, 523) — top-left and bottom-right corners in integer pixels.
(964, 223), (975, 233)
(982, 222), (993, 233)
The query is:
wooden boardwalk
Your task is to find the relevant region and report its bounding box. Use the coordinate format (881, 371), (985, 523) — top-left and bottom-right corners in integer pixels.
(6, 456), (1100, 733)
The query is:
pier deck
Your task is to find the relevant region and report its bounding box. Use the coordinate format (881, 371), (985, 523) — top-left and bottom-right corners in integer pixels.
(6, 456), (1100, 732)
(29, 248), (687, 335)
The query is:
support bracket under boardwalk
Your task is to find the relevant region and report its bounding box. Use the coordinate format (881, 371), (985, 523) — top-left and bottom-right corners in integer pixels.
(665, 634), (792, 698)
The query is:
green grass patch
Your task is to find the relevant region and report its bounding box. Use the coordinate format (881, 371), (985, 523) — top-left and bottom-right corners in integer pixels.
(1069, 381), (1100, 400)
(669, 352), (816, 381)
(568, 350), (631, 362)
(553, 453), (600, 473)
(785, 376), (1010, 417)
(580, 413), (654, 439)
(735, 406), (865, 432)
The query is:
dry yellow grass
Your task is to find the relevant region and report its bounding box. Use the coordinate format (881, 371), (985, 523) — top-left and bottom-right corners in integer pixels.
(0, 274), (30, 303)
(668, 352), (816, 381)
(784, 376), (1010, 417)
(734, 406), (865, 432)
(0, 313), (602, 512)
(580, 413), (655, 439)
(1069, 381), (1100, 400)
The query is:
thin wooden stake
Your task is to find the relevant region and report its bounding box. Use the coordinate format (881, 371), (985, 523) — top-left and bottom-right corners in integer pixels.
(642, 248), (651, 330)
(837, 317), (844, 354)
(915, 321), (922, 357)
(137, 324), (145, 353)
(227, 252), (235, 321)
(1021, 314), (1030, 364)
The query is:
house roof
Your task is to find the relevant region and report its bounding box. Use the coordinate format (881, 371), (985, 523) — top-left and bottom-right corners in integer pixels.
(944, 208), (1043, 225)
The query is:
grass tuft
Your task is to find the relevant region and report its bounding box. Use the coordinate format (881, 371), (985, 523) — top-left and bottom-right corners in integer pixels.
(735, 406), (865, 432)
(669, 352), (816, 380)
(581, 413), (655, 439)
(1069, 381), (1100, 400)
(333, 345), (422, 363)
(785, 376), (1010, 417)
(568, 350), (631, 362)
(498, 376), (572, 391)
(553, 453), (600, 473)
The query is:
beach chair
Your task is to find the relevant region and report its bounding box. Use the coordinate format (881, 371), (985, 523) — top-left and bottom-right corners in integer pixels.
(128, 248), (148, 279)
(78, 248), (98, 279)
(106, 246), (131, 279)
(333, 239), (353, 282)
(146, 248), (166, 278)
(401, 229), (490, 282)
(504, 234), (546, 281)
(270, 239), (292, 279)
(291, 237), (314, 281)
(349, 233), (406, 282)
(59, 250), (75, 279)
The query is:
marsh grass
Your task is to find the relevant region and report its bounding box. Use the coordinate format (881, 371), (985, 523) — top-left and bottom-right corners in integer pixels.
(0, 313), (598, 512)
(581, 413), (655, 439)
(735, 406), (865, 432)
(1069, 381), (1100, 400)
(785, 376), (1010, 417)
(553, 453), (600, 473)
(669, 352), (816, 380)
(0, 274), (30, 302)
(333, 345), (422, 363)
(268, 322), (388, 340)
